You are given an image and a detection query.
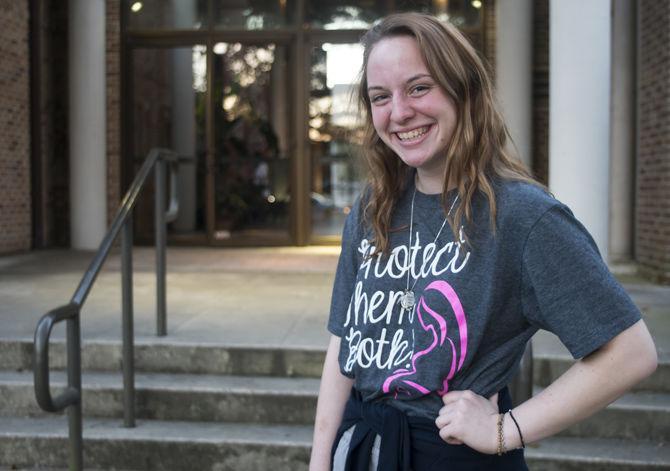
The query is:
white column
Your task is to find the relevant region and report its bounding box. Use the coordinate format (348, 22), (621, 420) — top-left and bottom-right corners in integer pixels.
(495, 0), (533, 169)
(171, 1), (197, 232)
(171, 46), (197, 232)
(549, 0), (612, 261)
(69, 0), (107, 250)
(609, 0), (635, 262)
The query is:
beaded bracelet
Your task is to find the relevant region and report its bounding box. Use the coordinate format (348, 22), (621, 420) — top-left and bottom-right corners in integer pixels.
(496, 413), (507, 455)
(508, 409), (525, 449)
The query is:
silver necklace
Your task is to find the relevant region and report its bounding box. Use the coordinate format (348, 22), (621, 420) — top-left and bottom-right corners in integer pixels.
(400, 186), (459, 313)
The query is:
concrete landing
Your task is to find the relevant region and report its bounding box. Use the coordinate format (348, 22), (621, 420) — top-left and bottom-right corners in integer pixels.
(0, 247), (668, 358)
(0, 248), (338, 348)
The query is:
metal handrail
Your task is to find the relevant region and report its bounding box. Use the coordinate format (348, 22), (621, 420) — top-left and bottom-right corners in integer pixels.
(33, 148), (181, 470)
(34, 303), (80, 412)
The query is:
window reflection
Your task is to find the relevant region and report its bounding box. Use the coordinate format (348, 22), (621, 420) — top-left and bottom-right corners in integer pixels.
(306, 1), (384, 29)
(127, 0), (207, 30)
(131, 46), (208, 240)
(395, 0), (481, 28)
(212, 43), (291, 239)
(305, 0), (481, 30)
(310, 43), (365, 238)
(213, 0), (294, 29)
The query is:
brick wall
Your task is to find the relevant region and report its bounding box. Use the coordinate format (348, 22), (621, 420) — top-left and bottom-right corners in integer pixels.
(0, 2), (31, 254)
(483, 0), (496, 79)
(637, 1), (670, 283)
(106, 0), (121, 226)
(532, 0), (549, 185)
(41, 0), (70, 247)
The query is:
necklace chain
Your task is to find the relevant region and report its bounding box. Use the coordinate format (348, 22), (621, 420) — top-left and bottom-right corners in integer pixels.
(401, 185), (459, 312)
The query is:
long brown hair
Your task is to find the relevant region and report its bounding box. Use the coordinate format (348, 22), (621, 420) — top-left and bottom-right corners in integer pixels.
(357, 12), (541, 254)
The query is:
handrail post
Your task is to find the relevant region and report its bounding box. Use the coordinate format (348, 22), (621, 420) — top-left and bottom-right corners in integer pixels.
(121, 216), (136, 427)
(67, 314), (83, 470)
(155, 156), (167, 336)
(510, 341), (533, 406)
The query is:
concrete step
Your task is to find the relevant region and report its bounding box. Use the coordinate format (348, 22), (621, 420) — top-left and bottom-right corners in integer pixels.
(0, 416), (312, 471)
(0, 337), (326, 378)
(0, 370), (319, 425)
(534, 387), (670, 442)
(525, 437), (670, 471)
(531, 328), (670, 394)
(533, 353), (670, 394)
(4, 368), (666, 442)
(1, 416), (668, 471)
(6, 337), (669, 394)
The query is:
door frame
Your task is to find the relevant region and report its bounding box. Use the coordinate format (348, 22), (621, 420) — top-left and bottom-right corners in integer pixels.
(123, 33), (303, 246)
(119, 0), (489, 246)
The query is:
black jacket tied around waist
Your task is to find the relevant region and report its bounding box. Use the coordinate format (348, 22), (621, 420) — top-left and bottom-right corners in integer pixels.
(331, 387), (528, 471)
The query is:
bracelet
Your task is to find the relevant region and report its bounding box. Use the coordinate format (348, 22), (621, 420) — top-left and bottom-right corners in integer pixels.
(508, 409), (525, 449)
(496, 413), (506, 455)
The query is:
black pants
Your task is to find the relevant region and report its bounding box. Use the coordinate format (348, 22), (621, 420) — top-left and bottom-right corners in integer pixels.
(332, 387), (528, 471)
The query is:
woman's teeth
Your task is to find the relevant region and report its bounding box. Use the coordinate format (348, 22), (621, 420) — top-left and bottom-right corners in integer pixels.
(397, 126), (429, 141)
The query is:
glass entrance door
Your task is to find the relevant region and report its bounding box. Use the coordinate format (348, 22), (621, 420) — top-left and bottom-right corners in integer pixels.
(308, 41), (365, 241)
(209, 42), (292, 243)
(124, 0), (488, 246)
(129, 45), (208, 243)
(128, 42), (293, 245)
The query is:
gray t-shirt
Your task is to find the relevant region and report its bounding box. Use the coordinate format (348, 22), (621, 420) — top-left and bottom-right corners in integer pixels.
(327, 177), (641, 420)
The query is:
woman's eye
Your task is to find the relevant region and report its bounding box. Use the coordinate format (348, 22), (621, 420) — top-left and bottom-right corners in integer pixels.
(411, 85), (430, 95)
(371, 94), (389, 104)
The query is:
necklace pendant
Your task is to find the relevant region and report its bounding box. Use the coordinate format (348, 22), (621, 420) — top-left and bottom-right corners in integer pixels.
(401, 290), (415, 311)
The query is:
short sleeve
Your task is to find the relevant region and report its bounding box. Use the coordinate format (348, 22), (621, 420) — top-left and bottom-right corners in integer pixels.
(521, 204), (641, 359)
(327, 197), (365, 337)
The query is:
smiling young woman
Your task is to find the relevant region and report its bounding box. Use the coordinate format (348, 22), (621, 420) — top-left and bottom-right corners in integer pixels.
(309, 12), (657, 471)
(366, 41), (458, 193)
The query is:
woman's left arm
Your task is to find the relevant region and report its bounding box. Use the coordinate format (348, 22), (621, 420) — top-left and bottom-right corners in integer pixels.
(435, 319), (658, 454)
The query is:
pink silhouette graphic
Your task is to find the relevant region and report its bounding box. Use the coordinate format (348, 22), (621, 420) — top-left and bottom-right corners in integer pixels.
(382, 280), (468, 397)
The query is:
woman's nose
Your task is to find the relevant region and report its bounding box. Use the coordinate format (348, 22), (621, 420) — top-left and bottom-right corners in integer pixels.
(390, 95), (415, 123)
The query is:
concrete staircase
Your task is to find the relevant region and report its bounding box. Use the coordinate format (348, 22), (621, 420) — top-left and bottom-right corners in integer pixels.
(0, 337), (669, 470)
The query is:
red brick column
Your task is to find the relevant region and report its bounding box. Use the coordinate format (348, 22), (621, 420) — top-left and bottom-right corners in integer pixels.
(0, 2), (31, 254)
(637, 1), (670, 283)
(37, 1), (71, 248)
(532, 0), (549, 185)
(106, 0), (121, 226)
